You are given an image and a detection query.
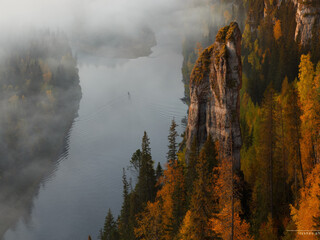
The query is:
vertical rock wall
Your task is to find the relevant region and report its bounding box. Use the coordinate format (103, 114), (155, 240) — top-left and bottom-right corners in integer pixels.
(294, 0), (320, 46)
(186, 22), (242, 170)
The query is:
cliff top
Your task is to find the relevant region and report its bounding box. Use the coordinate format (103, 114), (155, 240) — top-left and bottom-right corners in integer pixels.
(215, 22), (240, 43)
(190, 22), (241, 86)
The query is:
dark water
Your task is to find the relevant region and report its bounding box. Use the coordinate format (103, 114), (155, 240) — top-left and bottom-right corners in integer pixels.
(4, 29), (187, 240)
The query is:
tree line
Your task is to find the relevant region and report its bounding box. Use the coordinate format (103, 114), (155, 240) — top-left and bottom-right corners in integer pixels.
(94, 53), (320, 240)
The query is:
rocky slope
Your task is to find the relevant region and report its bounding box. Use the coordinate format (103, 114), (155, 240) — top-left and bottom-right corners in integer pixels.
(186, 22), (242, 170)
(294, 0), (320, 46)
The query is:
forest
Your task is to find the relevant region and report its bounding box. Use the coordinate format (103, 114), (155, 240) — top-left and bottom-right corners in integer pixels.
(0, 31), (82, 237)
(97, 0), (320, 239)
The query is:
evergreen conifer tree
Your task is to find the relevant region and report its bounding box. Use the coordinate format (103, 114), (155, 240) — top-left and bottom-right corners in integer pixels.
(167, 119), (178, 163)
(129, 149), (142, 178)
(202, 134), (218, 172)
(179, 150), (217, 240)
(119, 169), (131, 240)
(101, 209), (119, 240)
(136, 131), (156, 204)
(155, 162), (163, 182)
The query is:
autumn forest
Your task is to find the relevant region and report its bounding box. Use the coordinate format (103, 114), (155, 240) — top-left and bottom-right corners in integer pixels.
(98, 0), (320, 240)
(0, 0), (319, 239)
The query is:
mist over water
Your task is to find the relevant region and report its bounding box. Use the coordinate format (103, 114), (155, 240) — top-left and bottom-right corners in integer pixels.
(0, 0), (226, 239)
(1, 0), (217, 60)
(3, 31), (187, 240)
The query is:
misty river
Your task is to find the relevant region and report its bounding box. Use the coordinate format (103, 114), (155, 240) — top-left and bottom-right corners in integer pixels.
(3, 23), (187, 239)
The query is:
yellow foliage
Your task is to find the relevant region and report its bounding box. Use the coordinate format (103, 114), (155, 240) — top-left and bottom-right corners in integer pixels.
(134, 201), (165, 240)
(297, 54), (320, 169)
(135, 161), (185, 240)
(179, 210), (196, 240)
(291, 164), (320, 240)
(211, 160), (253, 240)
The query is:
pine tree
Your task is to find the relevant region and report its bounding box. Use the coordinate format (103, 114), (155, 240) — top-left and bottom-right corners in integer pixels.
(155, 162), (163, 182)
(118, 169), (131, 240)
(161, 161), (186, 238)
(128, 191), (140, 238)
(134, 201), (164, 240)
(167, 119), (178, 163)
(259, 85), (277, 219)
(251, 85), (278, 233)
(272, 84), (290, 218)
(101, 209), (119, 240)
(297, 55), (320, 169)
(179, 151), (217, 240)
(202, 134), (218, 172)
(136, 131), (156, 204)
(135, 160), (186, 240)
(291, 164), (320, 239)
(280, 78), (304, 194)
(129, 149), (142, 178)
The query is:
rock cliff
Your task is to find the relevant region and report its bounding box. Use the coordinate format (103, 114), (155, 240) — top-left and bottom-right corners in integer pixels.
(294, 0), (320, 46)
(186, 22), (242, 170)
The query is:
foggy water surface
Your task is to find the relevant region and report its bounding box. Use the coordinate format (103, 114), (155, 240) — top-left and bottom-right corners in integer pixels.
(3, 29), (187, 240)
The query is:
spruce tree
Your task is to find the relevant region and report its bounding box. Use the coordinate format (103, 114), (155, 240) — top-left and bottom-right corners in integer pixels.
(179, 150), (217, 239)
(136, 131), (156, 204)
(101, 209), (119, 240)
(155, 162), (163, 182)
(129, 149), (142, 177)
(202, 134), (218, 172)
(167, 119), (178, 163)
(251, 85), (278, 232)
(261, 85), (277, 219)
(119, 169), (130, 240)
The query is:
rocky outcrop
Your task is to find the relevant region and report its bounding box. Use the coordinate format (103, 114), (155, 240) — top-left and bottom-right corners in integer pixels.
(294, 0), (320, 46)
(186, 22), (242, 170)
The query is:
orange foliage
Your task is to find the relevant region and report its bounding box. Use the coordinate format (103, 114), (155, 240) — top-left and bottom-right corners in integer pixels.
(157, 161), (185, 239)
(179, 210), (196, 240)
(135, 161), (185, 240)
(134, 201), (164, 240)
(291, 164), (320, 240)
(273, 20), (282, 41)
(297, 55), (320, 170)
(258, 215), (277, 240)
(211, 160), (253, 239)
(179, 151), (217, 240)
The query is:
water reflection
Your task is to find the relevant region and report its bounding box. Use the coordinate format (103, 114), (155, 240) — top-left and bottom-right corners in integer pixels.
(4, 29), (187, 239)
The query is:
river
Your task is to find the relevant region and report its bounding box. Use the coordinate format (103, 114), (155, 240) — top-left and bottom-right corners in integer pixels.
(3, 24), (188, 240)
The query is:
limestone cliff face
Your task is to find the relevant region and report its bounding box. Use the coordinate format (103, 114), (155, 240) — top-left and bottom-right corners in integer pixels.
(294, 0), (320, 46)
(186, 22), (242, 170)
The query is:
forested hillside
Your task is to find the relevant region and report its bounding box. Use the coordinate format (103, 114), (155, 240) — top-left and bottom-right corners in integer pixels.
(0, 31), (82, 238)
(97, 0), (320, 239)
